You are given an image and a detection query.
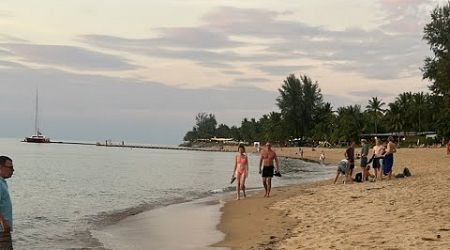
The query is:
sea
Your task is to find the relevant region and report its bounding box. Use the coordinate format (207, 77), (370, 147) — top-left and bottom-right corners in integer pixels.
(0, 138), (336, 250)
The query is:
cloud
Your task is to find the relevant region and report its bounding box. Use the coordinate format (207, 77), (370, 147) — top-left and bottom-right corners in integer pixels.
(81, 5), (432, 81)
(0, 62), (278, 144)
(1, 43), (138, 71)
(0, 10), (13, 18)
(234, 77), (272, 84)
(349, 90), (393, 99)
(221, 70), (243, 75)
(256, 65), (313, 76)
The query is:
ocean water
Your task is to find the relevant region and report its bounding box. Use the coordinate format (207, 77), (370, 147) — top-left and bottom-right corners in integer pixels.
(0, 138), (335, 250)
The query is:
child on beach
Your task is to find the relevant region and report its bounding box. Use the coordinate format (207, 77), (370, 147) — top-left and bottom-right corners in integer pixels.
(232, 145), (248, 200)
(319, 151), (325, 165)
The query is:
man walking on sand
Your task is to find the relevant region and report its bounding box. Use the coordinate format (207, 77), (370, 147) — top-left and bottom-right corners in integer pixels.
(0, 156), (14, 250)
(345, 141), (355, 181)
(259, 142), (280, 197)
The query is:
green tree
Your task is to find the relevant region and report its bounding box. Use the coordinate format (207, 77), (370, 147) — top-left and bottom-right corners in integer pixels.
(333, 105), (364, 142)
(195, 112), (217, 139)
(311, 102), (335, 141)
(423, 2), (450, 138)
(216, 123), (231, 138)
(276, 74), (323, 140)
(183, 127), (198, 142)
(365, 97), (385, 134)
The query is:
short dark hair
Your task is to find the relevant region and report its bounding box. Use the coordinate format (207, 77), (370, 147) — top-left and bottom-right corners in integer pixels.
(0, 156), (12, 166)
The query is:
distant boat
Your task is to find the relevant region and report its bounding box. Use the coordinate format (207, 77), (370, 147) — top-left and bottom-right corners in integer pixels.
(24, 89), (50, 143)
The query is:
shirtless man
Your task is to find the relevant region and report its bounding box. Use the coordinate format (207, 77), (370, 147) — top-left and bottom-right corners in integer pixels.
(371, 138), (385, 181)
(259, 142), (280, 197)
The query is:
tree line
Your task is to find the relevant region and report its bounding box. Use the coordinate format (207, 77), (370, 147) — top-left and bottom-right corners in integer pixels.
(183, 2), (450, 144)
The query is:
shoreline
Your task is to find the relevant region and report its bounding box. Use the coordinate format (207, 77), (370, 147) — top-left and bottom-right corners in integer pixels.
(213, 147), (450, 249)
(91, 153), (330, 250)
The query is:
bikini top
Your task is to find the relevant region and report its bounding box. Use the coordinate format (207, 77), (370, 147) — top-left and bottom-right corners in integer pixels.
(237, 154), (247, 165)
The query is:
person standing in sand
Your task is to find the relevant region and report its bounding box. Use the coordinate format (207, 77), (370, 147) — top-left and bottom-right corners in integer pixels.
(319, 151), (326, 165)
(0, 156), (14, 250)
(232, 145), (248, 200)
(344, 141), (355, 182)
(259, 142), (280, 197)
(371, 138), (385, 181)
(360, 139), (370, 182)
(382, 136), (397, 180)
(447, 140), (450, 155)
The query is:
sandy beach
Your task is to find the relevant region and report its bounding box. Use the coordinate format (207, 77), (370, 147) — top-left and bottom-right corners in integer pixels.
(215, 147), (450, 249)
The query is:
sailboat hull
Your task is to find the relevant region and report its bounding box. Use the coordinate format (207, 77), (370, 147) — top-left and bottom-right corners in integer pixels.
(24, 136), (50, 143)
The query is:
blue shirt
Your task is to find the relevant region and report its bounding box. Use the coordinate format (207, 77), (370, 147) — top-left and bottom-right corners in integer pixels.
(0, 178), (12, 232)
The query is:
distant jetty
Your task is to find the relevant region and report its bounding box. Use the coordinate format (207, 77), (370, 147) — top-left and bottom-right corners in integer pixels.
(45, 140), (221, 152)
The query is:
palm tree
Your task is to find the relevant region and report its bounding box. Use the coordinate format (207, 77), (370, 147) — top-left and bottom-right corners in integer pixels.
(276, 74), (323, 139)
(365, 97), (386, 134)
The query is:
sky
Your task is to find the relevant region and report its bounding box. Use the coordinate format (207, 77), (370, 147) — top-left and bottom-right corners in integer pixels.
(0, 0), (446, 145)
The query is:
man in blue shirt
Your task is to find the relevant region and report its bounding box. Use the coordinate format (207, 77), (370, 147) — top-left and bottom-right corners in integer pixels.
(0, 156), (14, 250)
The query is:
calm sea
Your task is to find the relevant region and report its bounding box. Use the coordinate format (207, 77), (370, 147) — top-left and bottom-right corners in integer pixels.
(0, 138), (335, 250)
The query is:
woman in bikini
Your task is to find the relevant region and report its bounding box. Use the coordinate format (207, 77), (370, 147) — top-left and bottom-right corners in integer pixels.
(233, 145), (249, 200)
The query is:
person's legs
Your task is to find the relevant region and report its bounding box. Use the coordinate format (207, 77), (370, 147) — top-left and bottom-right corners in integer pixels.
(240, 173), (247, 198)
(334, 171), (341, 184)
(348, 164), (354, 183)
(266, 177), (272, 197)
(236, 173), (241, 200)
(262, 177), (268, 197)
(360, 167), (365, 182)
(0, 232), (12, 250)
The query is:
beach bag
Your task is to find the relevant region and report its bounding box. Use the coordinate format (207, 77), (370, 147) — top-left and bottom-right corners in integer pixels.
(403, 167), (412, 177)
(355, 172), (362, 182)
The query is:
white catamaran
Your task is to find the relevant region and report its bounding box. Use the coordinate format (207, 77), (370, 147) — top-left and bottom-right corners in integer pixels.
(24, 89), (50, 143)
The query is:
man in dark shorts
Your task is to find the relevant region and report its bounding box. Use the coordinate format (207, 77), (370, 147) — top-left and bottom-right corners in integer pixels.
(360, 139), (370, 182)
(345, 141), (355, 182)
(259, 142), (280, 197)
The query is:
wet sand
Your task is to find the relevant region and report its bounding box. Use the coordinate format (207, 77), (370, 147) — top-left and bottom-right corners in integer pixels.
(93, 197), (227, 250)
(215, 147), (450, 249)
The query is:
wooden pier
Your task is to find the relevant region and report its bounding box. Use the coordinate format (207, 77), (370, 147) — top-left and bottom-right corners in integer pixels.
(46, 141), (220, 152)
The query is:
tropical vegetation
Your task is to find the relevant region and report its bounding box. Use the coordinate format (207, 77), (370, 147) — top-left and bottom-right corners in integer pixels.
(183, 2), (450, 145)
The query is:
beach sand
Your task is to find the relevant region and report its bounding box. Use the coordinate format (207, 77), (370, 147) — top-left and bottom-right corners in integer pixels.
(93, 197), (226, 250)
(215, 147), (450, 249)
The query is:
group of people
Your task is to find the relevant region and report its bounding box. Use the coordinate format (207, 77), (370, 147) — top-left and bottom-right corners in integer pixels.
(334, 136), (397, 184)
(232, 142), (280, 200)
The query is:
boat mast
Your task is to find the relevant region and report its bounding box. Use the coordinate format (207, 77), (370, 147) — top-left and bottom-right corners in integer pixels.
(35, 88), (39, 135)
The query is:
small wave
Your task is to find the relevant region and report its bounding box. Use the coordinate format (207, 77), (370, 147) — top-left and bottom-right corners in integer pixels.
(209, 186), (236, 193)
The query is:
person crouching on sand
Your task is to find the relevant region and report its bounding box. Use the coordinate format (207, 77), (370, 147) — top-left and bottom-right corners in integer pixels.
(233, 145), (248, 200)
(334, 159), (350, 184)
(259, 142), (280, 197)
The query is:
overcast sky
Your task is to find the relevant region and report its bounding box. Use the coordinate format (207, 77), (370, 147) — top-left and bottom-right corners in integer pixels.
(0, 0), (446, 144)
